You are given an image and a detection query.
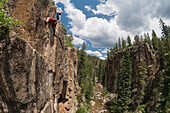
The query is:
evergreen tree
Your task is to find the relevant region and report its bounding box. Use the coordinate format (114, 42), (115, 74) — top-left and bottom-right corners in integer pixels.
(160, 52), (170, 112)
(122, 38), (126, 49)
(143, 33), (151, 44)
(147, 71), (164, 113)
(98, 60), (102, 83)
(127, 36), (132, 47)
(115, 43), (118, 50)
(118, 37), (121, 49)
(117, 50), (132, 112)
(134, 35), (140, 46)
(158, 38), (166, 69)
(78, 42), (87, 91)
(152, 30), (158, 50)
(159, 19), (170, 51)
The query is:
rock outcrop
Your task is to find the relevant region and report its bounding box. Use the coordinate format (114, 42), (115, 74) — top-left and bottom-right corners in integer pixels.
(0, 0), (79, 113)
(105, 43), (160, 110)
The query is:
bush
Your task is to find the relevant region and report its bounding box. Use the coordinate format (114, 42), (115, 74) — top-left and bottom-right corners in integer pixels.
(50, 0), (55, 6)
(76, 107), (87, 113)
(136, 104), (146, 113)
(0, 0), (21, 38)
(64, 33), (74, 47)
(77, 93), (82, 103)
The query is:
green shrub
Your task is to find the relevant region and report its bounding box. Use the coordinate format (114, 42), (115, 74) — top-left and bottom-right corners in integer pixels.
(136, 104), (146, 113)
(77, 93), (82, 103)
(0, 0), (21, 38)
(76, 107), (87, 113)
(50, 0), (55, 6)
(64, 33), (74, 47)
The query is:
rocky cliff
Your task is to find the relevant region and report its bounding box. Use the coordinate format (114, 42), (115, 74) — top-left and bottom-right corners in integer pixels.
(0, 0), (79, 113)
(105, 43), (160, 110)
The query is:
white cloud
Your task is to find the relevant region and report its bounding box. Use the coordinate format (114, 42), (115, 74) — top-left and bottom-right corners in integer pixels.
(90, 0), (170, 35)
(56, 0), (170, 49)
(85, 50), (102, 57)
(101, 48), (109, 53)
(98, 0), (106, 3)
(72, 36), (85, 46)
(99, 56), (106, 60)
(55, 0), (131, 48)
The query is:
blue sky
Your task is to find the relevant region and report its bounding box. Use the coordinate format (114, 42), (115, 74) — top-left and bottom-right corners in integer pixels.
(55, 0), (170, 60)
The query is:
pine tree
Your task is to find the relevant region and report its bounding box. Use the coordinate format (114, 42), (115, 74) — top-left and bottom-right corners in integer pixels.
(117, 50), (132, 112)
(118, 38), (121, 49)
(122, 38), (126, 49)
(134, 35), (140, 46)
(127, 36), (132, 47)
(158, 38), (166, 69)
(159, 19), (170, 51)
(78, 42), (87, 91)
(160, 52), (170, 112)
(152, 30), (158, 50)
(98, 60), (102, 83)
(147, 71), (164, 113)
(143, 33), (151, 44)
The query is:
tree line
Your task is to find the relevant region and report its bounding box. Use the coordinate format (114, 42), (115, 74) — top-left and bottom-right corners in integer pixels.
(107, 19), (170, 113)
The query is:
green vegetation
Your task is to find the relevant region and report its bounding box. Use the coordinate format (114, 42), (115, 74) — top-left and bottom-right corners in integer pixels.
(64, 28), (74, 47)
(136, 104), (146, 113)
(50, 0), (55, 6)
(76, 107), (87, 113)
(106, 98), (117, 112)
(117, 49), (132, 112)
(0, 0), (21, 38)
(76, 42), (106, 111)
(106, 19), (170, 112)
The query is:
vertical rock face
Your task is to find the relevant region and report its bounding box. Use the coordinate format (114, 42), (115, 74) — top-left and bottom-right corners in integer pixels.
(0, 0), (79, 113)
(105, 43), (160, 109)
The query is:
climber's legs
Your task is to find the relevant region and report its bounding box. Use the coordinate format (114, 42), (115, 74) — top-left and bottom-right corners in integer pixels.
(46, 17), (50, 22)
(53, 23), (56, 37)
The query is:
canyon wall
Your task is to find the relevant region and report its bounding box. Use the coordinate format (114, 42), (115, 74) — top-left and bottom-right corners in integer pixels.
(0, 0), (79, 113)
(105, 43), (160, 110)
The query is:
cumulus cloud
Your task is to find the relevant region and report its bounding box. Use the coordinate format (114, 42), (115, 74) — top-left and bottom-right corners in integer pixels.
(72, 36), (86, 46)
(89, 0), (170, 35)
(85, 2), (117, 16)
(99, 56), (106, 60)
(71, 17), (131, 48)
(55, 0), (170, 49)
(85, 50), (102, 57)
(101, 48), (109, 53)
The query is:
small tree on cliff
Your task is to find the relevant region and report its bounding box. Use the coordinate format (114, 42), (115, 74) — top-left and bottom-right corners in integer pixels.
(0, 0), (21, 38)
(117, 49), (132, 112)
(122, 38), (127, 49)
(118, 37), (121, 49)
(127, 36), (132, 47)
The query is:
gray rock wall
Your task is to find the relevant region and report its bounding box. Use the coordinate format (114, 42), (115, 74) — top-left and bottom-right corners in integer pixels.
(0, 0), (79, 113)
(105, 43), (160, 110)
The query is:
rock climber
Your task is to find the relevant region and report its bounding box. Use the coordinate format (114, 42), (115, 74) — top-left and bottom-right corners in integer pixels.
(46, 8), (61, 36)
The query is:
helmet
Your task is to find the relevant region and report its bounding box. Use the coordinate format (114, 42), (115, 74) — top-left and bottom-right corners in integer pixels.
(58, 12), (61, 15)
